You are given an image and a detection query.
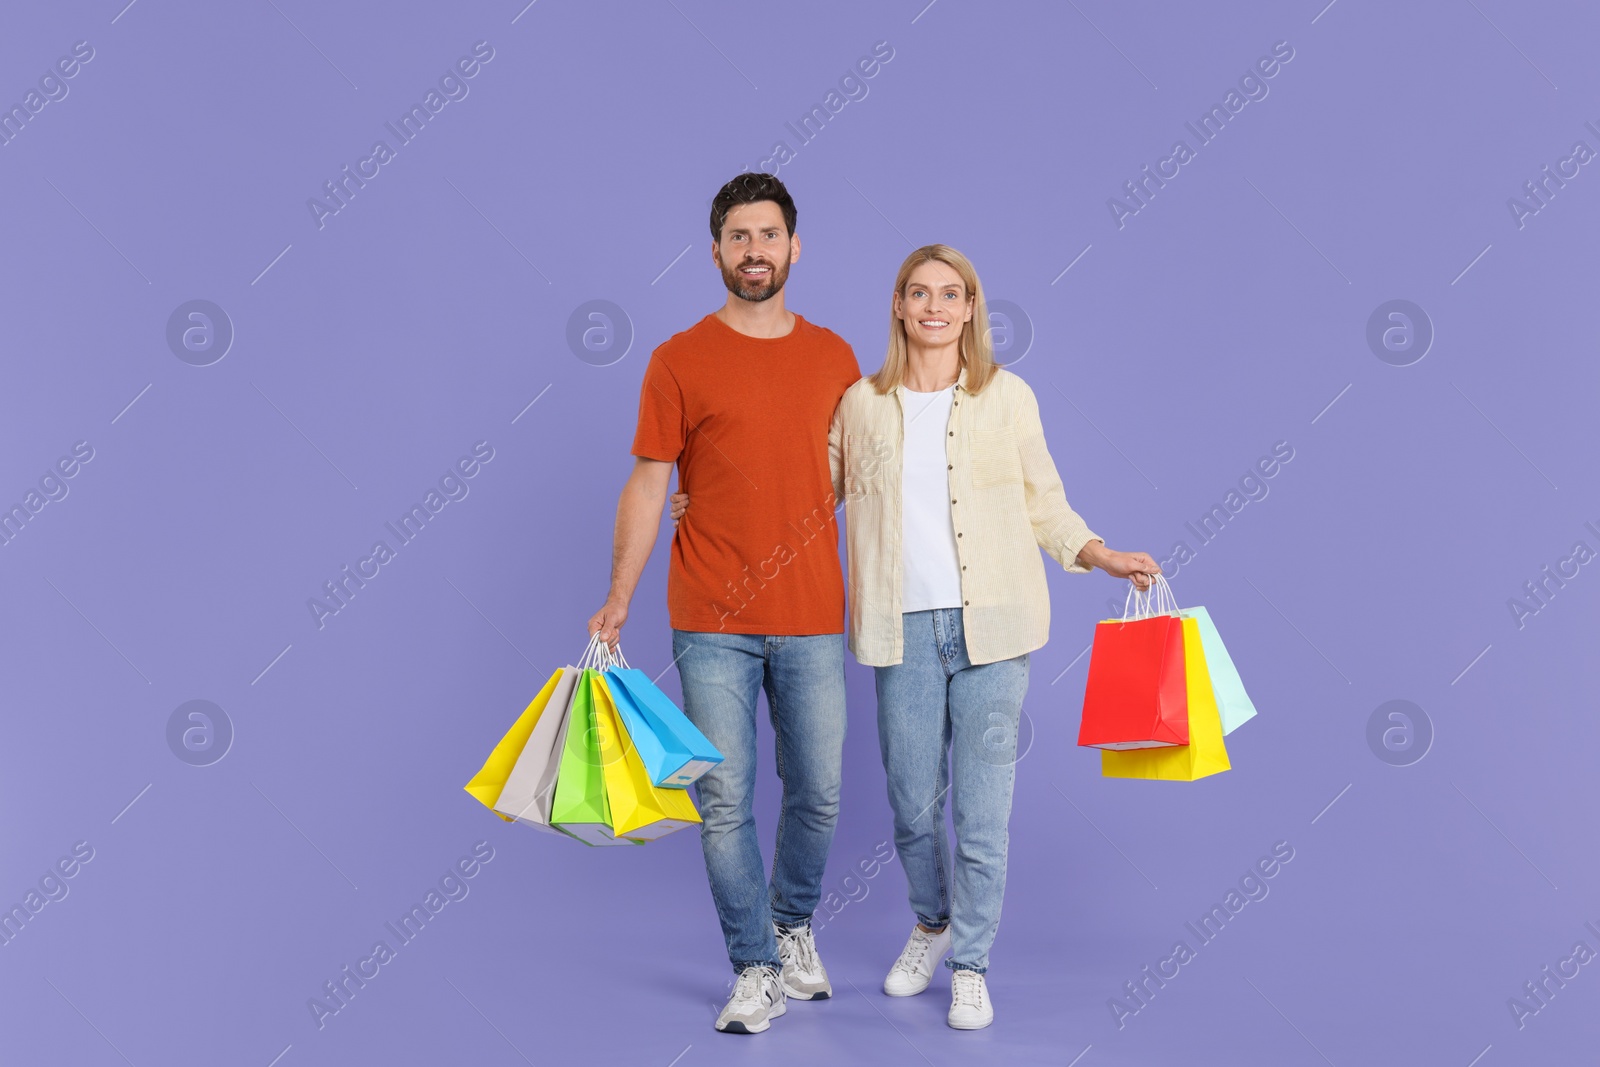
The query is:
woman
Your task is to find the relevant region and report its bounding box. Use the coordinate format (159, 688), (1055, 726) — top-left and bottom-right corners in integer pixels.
(674, 245), (1158, 1030)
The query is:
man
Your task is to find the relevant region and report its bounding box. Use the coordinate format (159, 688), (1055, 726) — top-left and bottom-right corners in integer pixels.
(588, 173), (860, 1035)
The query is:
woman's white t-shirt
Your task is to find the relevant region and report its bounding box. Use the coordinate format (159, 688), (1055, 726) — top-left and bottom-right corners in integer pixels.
(899, 385), (964, 613)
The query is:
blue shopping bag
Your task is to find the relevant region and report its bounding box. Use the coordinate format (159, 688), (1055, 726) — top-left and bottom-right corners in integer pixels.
(1180, 606), (1257, 735)
(604, 667), (723, 787)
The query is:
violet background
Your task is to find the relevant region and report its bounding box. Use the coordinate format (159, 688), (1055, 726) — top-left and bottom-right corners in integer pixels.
(2, 1), (1597, 1064)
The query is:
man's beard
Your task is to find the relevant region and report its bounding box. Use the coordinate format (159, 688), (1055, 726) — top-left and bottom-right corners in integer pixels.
(720, 257), (789, 303)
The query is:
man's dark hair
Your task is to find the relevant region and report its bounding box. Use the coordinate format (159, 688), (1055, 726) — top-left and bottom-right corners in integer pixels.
(709, 173), (797, 241)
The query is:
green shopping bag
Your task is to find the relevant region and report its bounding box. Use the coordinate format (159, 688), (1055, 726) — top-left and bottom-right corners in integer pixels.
(550, 669), (642, 847)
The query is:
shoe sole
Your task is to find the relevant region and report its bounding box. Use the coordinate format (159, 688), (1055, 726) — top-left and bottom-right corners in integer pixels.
(781, 981), (831, 1001)
(947, 1016), (994, 1030)
(882, 979), (932, 997)
(717, 998), (787, 1034)
(717, 1020), (766, 1034)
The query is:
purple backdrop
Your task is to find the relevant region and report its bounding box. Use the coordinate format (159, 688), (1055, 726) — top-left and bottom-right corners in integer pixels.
(3, 1), (1597, 1064)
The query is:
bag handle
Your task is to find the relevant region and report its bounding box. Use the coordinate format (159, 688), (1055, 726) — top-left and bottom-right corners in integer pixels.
(578, 631), (610, 670)
(578, 632), (631, 672)
(1121, 572), (1179, 621)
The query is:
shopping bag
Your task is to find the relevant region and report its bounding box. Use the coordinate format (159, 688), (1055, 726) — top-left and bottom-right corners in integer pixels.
(493, 667), (581, 831)
(603, 670), (699, 788)
(464, 669), (566, 817)
(1180, 607), (1257, 735)
(550, 669), (645, 846)
(1102, 615), (1231, 781)
(592, 675), (701, 840)
(605, 665), (723, 786)
(1077, 610), (1188, 750)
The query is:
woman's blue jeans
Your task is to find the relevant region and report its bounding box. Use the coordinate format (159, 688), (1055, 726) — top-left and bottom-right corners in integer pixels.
(874, 608), (1029, 974)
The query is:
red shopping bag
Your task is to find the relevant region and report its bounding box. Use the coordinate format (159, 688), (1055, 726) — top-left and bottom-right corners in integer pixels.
(1076, 612), (1189, 749)
(1101, 616), (1231, 780)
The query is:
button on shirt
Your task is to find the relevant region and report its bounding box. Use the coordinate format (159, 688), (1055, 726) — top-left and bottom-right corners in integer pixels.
(899, 384), (963, 613)
(828, 366), (1102, 666)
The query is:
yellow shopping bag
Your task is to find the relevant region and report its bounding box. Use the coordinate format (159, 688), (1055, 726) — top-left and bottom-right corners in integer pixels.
(592, 675), (701, 840)
(464, 669), (566, 819)
(1101, 617), (1231, 782)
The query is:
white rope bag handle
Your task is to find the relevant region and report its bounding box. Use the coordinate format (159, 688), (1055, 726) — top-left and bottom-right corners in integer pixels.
(1120, 572), (1179, 621)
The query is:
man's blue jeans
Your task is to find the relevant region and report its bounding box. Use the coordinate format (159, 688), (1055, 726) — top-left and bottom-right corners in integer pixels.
(671, 629), (847, 974)
(875, 608), (1029, 974)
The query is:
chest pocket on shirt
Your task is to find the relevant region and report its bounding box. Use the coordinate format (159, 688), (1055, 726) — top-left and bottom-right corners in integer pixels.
(968, 427), (1023, 489)
(844, 433), (891, 498)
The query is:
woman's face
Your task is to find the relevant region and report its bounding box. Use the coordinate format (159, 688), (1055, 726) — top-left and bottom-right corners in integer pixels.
(895, 261), (973, 352)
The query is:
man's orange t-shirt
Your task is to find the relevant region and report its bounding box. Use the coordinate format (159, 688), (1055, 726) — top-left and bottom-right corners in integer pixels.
(632, 312), (861, 635)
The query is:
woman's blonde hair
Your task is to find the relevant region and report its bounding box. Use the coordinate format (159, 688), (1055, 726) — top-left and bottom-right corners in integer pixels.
(869, 244), (998, 395)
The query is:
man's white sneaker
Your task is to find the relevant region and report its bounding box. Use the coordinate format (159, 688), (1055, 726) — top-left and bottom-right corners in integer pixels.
(714, 966), (786, 1034)
(947, 969), (994, 1030)
(883, 925), (952, 997)
(774, 923), (832, 1000)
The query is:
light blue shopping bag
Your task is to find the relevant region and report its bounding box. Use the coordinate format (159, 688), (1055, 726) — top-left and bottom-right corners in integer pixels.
(1180, 606), (1257, 735)
(604, 667), (723, 787)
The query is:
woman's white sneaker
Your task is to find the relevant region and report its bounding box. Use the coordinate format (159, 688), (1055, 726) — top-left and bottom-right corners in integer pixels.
(947, 969), (994, 1029)
(714, 966), (786, 1034)
(883, 925), (951, 996)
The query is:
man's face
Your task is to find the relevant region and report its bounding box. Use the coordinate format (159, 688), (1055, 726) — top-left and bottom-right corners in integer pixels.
(713, 201), (798, 303)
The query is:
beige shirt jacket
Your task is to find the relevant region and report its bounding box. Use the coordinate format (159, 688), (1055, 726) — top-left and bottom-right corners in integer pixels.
(828, 366), (1102, 667)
